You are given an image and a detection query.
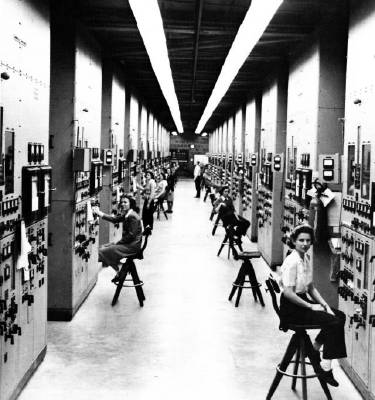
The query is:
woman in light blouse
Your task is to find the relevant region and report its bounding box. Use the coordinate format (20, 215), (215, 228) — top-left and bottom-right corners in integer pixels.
(280, 224), (346, 387)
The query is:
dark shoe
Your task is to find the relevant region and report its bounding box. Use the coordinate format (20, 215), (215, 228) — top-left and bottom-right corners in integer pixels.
(111, 272), (120, 283)
(319, 369), (339, 387)
(166, 210), (173, 213)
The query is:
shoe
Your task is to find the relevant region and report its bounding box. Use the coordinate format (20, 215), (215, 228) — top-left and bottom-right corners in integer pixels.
(319, 369), (339, 387)
(111, 272), (120, 283)
(166, 210), (173, 213)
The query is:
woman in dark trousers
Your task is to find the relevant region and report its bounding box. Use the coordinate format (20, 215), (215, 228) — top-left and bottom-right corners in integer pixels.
(279, 224), (346, 387)
(165, 167), (176, 213)
(138, 171), (156, 231)
(213, 186), (237, 226)
(93, 195), (143, 281)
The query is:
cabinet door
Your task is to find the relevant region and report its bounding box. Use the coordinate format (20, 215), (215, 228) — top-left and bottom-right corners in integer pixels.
(351, 236), (371, 386)
(369, 240), (375, 396)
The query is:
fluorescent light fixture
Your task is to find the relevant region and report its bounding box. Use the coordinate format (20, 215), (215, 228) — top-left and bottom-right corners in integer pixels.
(195, 0), (283, 133)
(129, 0), (184, 133)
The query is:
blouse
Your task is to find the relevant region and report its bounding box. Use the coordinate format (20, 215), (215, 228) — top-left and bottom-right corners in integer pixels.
(280, 250), (313, 294)
(143, 179), (156, 199)
(155, 180), (168, 198)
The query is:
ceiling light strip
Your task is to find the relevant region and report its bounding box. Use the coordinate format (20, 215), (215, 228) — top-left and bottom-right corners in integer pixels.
(195, 0), (283, 133)
(129, 0), (184, 133)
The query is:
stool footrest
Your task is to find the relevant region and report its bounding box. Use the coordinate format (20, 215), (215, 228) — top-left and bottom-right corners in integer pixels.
(276, 361), (317, 379)
(113, 280), (144, 288)
(232, 281), (261, 289)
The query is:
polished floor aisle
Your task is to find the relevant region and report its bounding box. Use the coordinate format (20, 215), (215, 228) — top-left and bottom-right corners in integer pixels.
(19, 180), (362, 400)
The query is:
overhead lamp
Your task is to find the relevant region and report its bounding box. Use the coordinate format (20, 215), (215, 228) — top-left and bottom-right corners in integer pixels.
(195, 0), (283, 133)
(171, 131), (178, 136)
(129, 0), (184, 133)
(201, 132), (208, 137)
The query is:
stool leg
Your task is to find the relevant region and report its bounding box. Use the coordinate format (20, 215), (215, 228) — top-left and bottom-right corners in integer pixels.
(291, 347), (301, 390)
(156, 204), (160, 220)
(299, 335), (308, 400)
(234, 264), (246, 307)
(234, 277), (245, 307)
(228, 263), (245, 302)
(160, 202), (168, 220)
(266, 334), (298, 399)
(111, 263), (129, 306)
(246, 260), (265, 307)
(228, 285), (238, 302)
(129, 261), (145, 299)
(212, 215), (220, 236)
(305, 335), (333, 400)
(204, 189), (209, 202)
(217, 234), (228, 256)
(209, 210), (215, 221)
(129, 263), (145, 307)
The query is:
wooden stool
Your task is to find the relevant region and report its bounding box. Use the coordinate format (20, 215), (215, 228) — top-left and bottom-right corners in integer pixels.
(111, 258), (145, 306)
(228, 251), (264, 307)
(111, 227), (151, 306)
(265, 277), (332, 400)
(217, 226), (243, 259)
(155, 200), (168, 220)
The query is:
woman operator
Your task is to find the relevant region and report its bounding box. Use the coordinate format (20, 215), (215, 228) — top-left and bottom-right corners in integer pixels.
(279, 224), (347, 387)
(138, 170), (156, 232)
(93, 195), (142, 282)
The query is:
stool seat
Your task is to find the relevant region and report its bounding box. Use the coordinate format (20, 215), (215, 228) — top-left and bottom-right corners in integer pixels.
(229, 257), (264, 307)
(288, 324), (325, 331)
(120, 253), (142, 263)
(236, 251), (261, 260)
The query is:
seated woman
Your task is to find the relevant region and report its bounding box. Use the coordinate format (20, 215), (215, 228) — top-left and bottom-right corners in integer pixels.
(279, 224), (346, 387)
(154, 172), (168, 211)
(93, 195), (143, 282)
(213, 186), (237, 227)
(137, 170), (156, 231)
(202, 166), (212, 201)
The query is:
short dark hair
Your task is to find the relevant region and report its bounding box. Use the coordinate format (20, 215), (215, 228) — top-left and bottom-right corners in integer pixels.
(146, 170), (155, 180)
(289, 224), (315, 248)
(219, 186), (229, 195)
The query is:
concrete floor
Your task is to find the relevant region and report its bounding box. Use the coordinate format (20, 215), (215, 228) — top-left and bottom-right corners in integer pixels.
(19, 179), (363, 400)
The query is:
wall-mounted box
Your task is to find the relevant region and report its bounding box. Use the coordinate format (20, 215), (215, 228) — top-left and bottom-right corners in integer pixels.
(22, 166), (40, 224)
(318, 153), (341, 184)
(73, 147), (91, 172)
(101, 148), (113, 166)
(39, 166), (53, 217)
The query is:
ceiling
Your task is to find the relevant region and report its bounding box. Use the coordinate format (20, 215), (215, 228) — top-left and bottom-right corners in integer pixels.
(74, 0), (344, 137)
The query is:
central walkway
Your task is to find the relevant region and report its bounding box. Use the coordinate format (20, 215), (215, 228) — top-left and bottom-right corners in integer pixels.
(20, 180), (361, 400)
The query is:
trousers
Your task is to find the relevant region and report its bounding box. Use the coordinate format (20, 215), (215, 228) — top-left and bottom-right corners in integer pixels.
(280, 293), (347, 360)
(142, 199), (155, 230)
